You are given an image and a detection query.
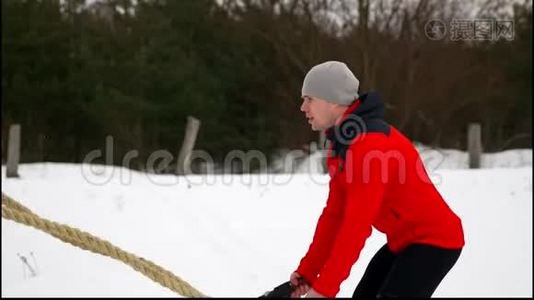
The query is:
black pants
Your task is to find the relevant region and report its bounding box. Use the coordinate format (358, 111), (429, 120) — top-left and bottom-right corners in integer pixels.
(353, 243), (462, 298)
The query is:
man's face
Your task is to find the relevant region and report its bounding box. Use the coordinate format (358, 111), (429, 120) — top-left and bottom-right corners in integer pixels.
(300, 96), (342, 131)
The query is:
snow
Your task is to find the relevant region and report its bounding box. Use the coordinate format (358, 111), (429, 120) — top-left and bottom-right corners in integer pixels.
(1, 148), (532, 297)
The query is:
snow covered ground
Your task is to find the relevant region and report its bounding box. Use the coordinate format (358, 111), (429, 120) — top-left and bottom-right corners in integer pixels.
(1, 148), (532, 297)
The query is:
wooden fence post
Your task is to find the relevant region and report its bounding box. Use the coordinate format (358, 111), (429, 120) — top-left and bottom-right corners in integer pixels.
(468, 123), (482, 169)
(177, 116), (201, 175)
(7, 124), (21, 178)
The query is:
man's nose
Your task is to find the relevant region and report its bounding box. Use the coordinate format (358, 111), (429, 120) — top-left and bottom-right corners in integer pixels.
(300, 100), (307, 112)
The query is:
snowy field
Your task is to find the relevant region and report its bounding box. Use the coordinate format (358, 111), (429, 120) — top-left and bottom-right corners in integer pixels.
(1, 148), (532, 297)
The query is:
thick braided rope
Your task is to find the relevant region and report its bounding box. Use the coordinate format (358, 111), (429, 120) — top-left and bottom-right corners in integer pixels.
(1, 193), (206, 298)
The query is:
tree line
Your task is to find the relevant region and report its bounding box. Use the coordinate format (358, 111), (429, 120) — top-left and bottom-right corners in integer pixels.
(2, 0), (531, 171)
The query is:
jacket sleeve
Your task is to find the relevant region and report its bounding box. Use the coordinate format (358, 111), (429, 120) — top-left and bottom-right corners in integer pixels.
(295, 176), (345, 285)
(312, 143), (387, 297)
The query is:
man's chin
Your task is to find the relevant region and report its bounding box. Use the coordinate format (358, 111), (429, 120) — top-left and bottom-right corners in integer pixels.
(310, 124), (323, 131)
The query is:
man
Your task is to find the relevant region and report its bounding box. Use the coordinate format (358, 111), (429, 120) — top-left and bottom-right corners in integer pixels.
(290, 61), (465, 298)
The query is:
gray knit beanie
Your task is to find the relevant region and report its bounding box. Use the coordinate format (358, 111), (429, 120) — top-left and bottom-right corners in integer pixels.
(301, 61), (359, 105)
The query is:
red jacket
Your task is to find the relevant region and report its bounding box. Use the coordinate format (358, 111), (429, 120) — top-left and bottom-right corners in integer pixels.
(296, 93), (465, 297)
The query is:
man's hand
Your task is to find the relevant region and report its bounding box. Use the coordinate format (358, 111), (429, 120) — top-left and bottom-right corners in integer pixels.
(305, 288), (326, 298)
(290, 272), (310, 298)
